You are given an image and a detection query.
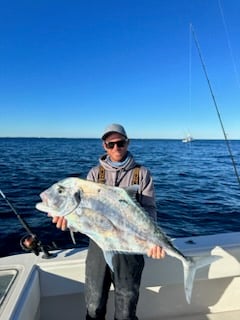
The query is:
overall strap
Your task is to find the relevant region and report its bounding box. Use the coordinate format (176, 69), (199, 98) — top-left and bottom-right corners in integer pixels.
(131, 165), (140, 185)
(98, 165), (140, 185)
(98, 165), (105, 184)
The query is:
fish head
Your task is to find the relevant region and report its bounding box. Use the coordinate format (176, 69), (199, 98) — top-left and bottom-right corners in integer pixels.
(36, 177), (81, 217)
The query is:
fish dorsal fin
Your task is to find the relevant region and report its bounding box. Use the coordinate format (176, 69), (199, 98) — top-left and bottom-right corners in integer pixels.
(124, 185), (139, 200)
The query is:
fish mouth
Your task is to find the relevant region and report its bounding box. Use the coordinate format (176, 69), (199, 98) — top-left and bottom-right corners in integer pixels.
(35, 191), (81, 217)
(36, 202), (53, 213)
(35, 200), (69, 217)
(35, 192), (60, 216)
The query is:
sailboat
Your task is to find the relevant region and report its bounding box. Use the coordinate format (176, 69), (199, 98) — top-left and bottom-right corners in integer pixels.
(182, 134), (194, 143)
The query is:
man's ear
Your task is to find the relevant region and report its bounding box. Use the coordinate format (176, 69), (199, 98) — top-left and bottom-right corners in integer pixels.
(102, 141), (107, 151)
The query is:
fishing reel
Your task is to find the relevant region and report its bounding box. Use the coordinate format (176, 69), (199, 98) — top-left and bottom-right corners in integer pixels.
(20, 234), (55, 259)
(0, 189), (56, 259)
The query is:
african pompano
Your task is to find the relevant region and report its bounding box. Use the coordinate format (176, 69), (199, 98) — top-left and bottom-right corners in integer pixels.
(36, 177), (221, 303)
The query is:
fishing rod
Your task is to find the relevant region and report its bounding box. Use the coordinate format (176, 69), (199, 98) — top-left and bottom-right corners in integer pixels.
(190, 24), (240, 188)
(0, 189), (54, 259)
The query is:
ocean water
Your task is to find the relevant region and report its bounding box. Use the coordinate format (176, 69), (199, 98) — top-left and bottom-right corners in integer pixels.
(0, 137), (240, 258)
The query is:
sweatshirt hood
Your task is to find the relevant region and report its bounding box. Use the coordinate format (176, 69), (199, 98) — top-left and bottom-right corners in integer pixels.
(99, 152), (137, 171)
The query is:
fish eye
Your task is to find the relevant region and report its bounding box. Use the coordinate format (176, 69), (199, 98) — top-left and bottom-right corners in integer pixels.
(57, 185), (65, 194)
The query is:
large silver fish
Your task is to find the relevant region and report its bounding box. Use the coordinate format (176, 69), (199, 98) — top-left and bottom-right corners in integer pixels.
(36, 177), (221, 303)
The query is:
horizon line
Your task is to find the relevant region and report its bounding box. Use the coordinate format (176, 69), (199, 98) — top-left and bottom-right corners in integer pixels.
(0, 136), (239, 141)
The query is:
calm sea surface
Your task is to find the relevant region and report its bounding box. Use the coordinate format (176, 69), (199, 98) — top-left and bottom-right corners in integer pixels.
(0, 138), (240, 257)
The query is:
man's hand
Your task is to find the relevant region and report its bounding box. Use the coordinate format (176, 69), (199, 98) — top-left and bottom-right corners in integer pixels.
(147, 245), (165, 259)
(50, 215), (68, 231)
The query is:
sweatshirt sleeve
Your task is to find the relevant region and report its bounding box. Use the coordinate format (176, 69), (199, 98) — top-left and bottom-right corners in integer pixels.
(86, 166), (99, 182)
(138, 167), (157, 221)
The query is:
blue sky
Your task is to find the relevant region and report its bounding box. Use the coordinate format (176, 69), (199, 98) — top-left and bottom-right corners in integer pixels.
(1, 0), (240, 139)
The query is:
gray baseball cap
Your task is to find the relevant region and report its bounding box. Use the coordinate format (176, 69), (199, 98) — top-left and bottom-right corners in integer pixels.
(101, 123), (128, 140)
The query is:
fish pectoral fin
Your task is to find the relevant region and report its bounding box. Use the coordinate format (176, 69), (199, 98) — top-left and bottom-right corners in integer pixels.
(81, 208), (115, 232)
(103, 251), (115, 271)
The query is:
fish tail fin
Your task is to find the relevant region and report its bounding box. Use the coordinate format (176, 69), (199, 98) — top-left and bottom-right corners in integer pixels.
(183, 254), (221, 304)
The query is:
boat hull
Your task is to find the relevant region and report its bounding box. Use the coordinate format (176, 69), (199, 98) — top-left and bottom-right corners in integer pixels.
(1, 232), (240, 320)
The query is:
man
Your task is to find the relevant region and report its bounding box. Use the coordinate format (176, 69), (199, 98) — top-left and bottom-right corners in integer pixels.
(53, 124), (165, 320)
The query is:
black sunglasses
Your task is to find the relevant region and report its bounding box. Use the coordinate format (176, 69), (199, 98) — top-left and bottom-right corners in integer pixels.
(105, 139), (128, 149)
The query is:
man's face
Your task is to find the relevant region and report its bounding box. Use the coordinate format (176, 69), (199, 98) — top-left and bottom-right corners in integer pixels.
(103, 133), (129, 162)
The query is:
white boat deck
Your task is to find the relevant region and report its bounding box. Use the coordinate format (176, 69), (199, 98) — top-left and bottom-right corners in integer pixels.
(41, 293), (240, 320)
(1, 232), (240, 320)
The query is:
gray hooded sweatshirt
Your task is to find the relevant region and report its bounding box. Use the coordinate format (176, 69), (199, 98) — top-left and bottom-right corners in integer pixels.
(87, 151), (157, 221)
